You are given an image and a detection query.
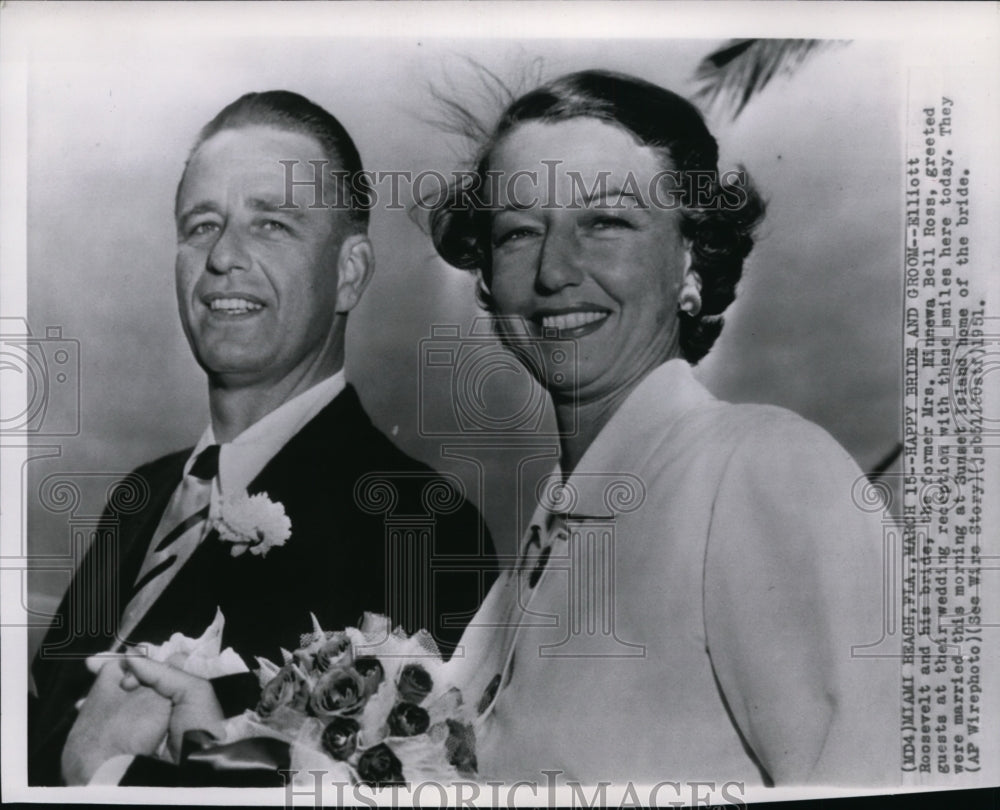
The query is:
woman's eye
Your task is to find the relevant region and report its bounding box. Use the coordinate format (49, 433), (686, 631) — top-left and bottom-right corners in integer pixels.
(588, 215), (632, 231)
(492, 226), (538, 247)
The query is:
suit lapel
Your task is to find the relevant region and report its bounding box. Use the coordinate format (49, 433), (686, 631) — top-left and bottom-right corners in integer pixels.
(29, 451), (190, 778)
(245, 384), (371, 495)
(102, 453), (190, 649)
(118, 456), (188, 603)
(125, 386), (372, 646)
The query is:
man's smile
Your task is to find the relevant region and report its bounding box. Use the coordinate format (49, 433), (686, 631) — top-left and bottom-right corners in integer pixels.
(203, 292), (266, 317)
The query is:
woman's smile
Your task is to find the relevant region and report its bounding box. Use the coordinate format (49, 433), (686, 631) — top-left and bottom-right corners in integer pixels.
(534, 307), (612, 338)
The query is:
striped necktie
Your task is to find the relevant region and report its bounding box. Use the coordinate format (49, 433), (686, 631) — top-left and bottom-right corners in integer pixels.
(115, 444), (220, 646)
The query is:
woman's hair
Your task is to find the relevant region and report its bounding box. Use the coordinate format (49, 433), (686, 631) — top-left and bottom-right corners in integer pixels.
(428, 69), (766, 364)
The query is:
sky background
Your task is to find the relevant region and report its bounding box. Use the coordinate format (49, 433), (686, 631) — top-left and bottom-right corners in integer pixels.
(21, 31), (902, 623)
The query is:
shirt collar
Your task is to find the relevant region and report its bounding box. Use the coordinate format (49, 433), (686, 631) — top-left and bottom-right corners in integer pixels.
(185, 370), (347, 498)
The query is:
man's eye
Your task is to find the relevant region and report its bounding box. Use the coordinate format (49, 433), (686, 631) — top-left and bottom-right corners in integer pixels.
(260, 220), (288, 232)
(188, 221), (219, 237)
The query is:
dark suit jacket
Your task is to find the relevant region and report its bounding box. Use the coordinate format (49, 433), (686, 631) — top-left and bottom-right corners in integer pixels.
(29, 385), (495, 785)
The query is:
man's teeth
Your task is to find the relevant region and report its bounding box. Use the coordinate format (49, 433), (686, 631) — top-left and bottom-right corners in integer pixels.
(542, 311), (607, 331)
(209, 298), (263, 313)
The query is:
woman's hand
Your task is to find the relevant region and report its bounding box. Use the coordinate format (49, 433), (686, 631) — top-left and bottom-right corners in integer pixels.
(119, 655), (226, 762)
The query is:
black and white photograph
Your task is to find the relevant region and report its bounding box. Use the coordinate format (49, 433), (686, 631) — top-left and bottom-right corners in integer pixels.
(1, 2), (997, 806)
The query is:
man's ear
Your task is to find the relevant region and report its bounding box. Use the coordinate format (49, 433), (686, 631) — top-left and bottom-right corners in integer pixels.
(334, 233), (374, 314)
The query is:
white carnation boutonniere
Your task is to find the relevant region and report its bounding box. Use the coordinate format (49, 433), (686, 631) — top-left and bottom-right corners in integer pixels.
(215, 492), (292, 557)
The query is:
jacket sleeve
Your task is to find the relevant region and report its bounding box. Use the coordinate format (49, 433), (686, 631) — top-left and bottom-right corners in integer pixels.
(28, 454), (186, 785)
(704, 414), (899, 785)
(28, 495), (124, 785)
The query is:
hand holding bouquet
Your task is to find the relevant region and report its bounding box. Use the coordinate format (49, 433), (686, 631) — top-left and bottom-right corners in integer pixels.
(134, 611), (478, 787)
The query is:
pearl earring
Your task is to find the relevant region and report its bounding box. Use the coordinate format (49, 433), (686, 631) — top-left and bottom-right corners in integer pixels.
(678, 285), (702, 317)
(677, 259), (700, 316)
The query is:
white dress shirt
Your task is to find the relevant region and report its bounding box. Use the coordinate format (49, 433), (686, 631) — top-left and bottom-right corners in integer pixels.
(195, 369), (347, 523)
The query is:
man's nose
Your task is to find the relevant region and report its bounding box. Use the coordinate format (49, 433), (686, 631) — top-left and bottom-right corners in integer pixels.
(535, 228), (584, 294)
(206, 224), (250, 274)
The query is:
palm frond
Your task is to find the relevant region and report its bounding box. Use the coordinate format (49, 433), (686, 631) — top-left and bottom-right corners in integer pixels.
(694, 39), (844, 119)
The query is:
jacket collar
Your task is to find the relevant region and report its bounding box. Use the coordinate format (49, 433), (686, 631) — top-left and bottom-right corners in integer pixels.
(565, 359), (715, 501)
(245, 383), (373, 494)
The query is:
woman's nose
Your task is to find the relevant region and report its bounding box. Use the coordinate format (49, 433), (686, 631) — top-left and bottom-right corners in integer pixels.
(535, 229), (584, 293)
(207, 224), (250, 274)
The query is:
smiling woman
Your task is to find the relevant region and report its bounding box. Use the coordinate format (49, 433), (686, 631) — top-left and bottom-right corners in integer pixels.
(431, 71), (765, 472)
(485, 118), (698, 465)
(428, 69), (900, 787)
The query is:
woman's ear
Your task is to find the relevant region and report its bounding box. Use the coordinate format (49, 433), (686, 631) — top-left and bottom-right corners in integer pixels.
(678, 258), (702, 316)
(335, 233), (375, 314)
(475, 269), (493, 302)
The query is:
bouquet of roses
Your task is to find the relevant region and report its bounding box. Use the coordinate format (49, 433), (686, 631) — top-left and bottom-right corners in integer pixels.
(142, 610), (477, 787)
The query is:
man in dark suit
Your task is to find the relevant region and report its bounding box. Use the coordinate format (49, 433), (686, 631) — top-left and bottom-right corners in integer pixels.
(29, 90), (495, 786)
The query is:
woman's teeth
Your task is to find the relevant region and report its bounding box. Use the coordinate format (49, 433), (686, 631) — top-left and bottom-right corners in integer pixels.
(542, 311), (607, 331)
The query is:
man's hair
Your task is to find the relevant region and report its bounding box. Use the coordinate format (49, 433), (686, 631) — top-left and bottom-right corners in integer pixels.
(181, 90), (371, 231)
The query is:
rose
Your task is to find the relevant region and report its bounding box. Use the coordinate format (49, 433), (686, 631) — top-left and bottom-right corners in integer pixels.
(353, 656), (384, 696)
(309, 667), (368, 719)
(320, 716), (360, 761)
(444, 719), (478, 775)
(257, 664), (309, 718)
(387, 701), (430, 737)
(396, 663), (433, 704)
(313, 632), (353, 673)
(357, 743), (405, 787)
